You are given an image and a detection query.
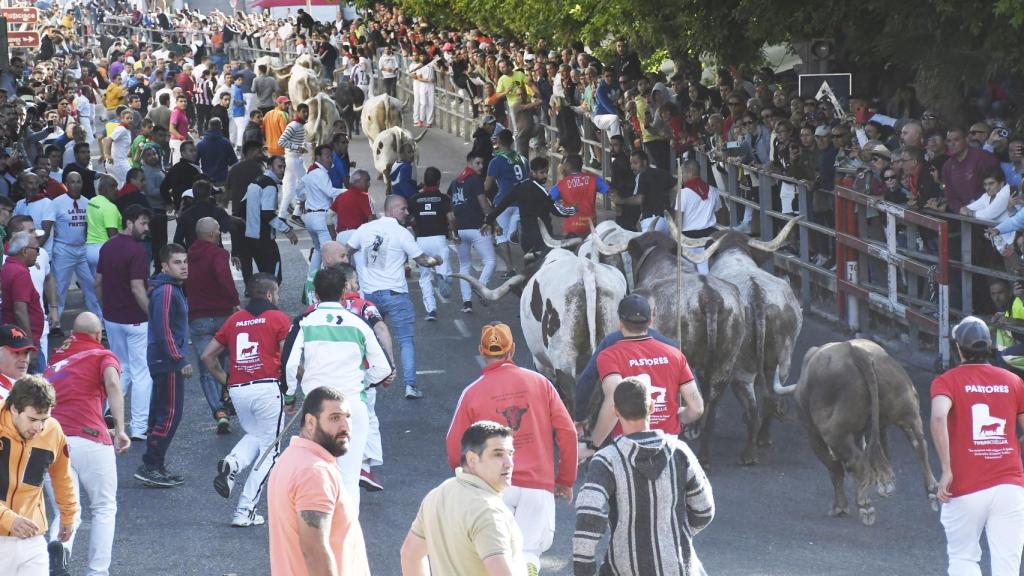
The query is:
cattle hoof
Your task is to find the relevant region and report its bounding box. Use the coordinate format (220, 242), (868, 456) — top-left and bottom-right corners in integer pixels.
(858, 507), (876, 526)
(928, 493), (939, 512)
(757, 436), (773, 448)
(876, 481), (895, 497)
(738, 452), (759, 466)
(829, 505), (849, 518)
(682, 426), (702, 442)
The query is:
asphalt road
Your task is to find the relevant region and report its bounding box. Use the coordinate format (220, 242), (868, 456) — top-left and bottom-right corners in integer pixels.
(54, 124), (1004, 576)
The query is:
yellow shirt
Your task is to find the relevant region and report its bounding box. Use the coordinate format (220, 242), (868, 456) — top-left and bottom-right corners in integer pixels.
(104, 83), (125, 110)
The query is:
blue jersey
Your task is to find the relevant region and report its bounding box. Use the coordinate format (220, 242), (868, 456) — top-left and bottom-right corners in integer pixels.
(329, 152), (350, 188)
(231, 85), (246, 118)
(488, 151), (527, 205)
(390, 160), (417, 199)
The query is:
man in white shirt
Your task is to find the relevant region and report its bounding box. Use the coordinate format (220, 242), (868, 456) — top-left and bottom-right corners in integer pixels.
(342, 195), (442, 400)
(13, 173), (56, 254)
(379, 45), (399, 97)
(51, 172), (101, 321)
(674, 159), (721, 274)
(409, 54), (435, 128)
(102, 108), (135, 188)
(297, 145), (345, 273)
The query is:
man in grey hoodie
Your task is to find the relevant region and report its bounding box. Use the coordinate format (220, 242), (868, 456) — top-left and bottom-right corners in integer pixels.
(573, 376), (714, 576)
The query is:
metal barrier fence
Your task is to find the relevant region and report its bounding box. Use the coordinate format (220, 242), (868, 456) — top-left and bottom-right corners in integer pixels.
(95, 20), (299, 62)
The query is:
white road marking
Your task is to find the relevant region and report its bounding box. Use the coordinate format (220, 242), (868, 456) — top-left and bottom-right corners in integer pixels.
(453, 318), (471, 338)
(415, 369), (446, 375)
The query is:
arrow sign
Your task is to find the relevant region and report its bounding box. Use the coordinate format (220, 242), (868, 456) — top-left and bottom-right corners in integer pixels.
(814, 80), (845, 116)
(8, 31), (39, 49)
(0, 7), (38, 24)
(799, 73), (851, 117)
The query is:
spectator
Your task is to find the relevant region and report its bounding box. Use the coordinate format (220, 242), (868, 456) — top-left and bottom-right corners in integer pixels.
(241, 155), (297, 285)
(52, 169), (101, 320)
(940, 127), (1000, 213)
(173, 180), (236, 249)
(197, 117), (238, 188)
(169, 95), (190, 164)
(263, 96), (291, 157)
(573, 376), (715, 576)
(95, 204), (152, 441)
(161, 140), (203, 210)
(0, 324), (33, 398)
(63, 143), (98, 199)
(1, 231), (45, 368)
(252, 65), (278, 114)
(988, 279), (1024, 375)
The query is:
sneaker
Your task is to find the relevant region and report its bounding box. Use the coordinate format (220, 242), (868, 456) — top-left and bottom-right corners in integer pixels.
(289, 215), (305, 228)
(462, 301), (473, 313)
(160, 467), (185, 484)
(526, 562), (539, 576)
(130, 434), (147, 442)
(425, 310), (437, 322)
(214, 458), (239, 499)
(49, 325), (65, 339)
(438, 276), (452, 299)
(134, 465), (183, 488)
(215, 411), (231, 435)
(360, 469), (384, 492)
(405, 384), (423, 399)
(553, 200), (577, 217)
(48, 540), (70, 576)
(231, 511), (266, 527)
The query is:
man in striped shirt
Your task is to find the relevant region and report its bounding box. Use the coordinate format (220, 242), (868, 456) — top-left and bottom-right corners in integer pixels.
(277, 102), (309, 224)
(573, 377), (714, 576)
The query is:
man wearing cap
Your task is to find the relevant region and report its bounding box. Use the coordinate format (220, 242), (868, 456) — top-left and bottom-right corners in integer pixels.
(0, 324), (34, 399)
(263, 96), (291, 158)
(589, 294), (703, 451)
(446, 322), (577, 575)
(930, 316), (1024, 576)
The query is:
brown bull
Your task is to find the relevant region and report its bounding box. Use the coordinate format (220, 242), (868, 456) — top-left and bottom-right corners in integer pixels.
(777, 339), (939, 525)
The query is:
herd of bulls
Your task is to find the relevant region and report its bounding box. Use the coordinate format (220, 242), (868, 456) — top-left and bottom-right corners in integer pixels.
(458, 217), (940, 526)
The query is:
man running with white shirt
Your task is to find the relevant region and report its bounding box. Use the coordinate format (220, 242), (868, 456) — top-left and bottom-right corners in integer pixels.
(283, 267), (393, 515)
(297, 145), (346, 273)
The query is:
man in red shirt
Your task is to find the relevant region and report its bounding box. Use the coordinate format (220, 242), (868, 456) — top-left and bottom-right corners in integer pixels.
(590, 294), (704, 450)
(169, 96), (190, 164)
(186, 217), (240, 434)
(549, 154), (611, 237)
(45, 311), (130, 575)
(202, 273), (291, 527)
(931, 316), (1024, 576)
(445, 322), (577, 575)
(0, 324), (34, 400)
(1, 230), (44, 366)
(330, 169), (375, 245)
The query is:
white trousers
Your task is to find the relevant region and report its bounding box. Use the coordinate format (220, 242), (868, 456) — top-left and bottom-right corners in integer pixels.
(48, 436), (117, 576)
(302, 211), (332, 273)
(456, 228), (496, 302)
(502, 486), (556, 570)
(226, 381), (284, 517)
(169, 139), (184, 165)
(592, 113), (621, 137)
(280, 151), (307, 218)
(232, 117), (248, 148)
(52, 242), (101, 319)
(495, 206), (520, 244)
(0, 535), (47, 576)
(243, 93), (255, 117)
(86, 243), (102, 279)
(638, 215), (670, 234)
(416, 235), (451, 312)
(104, 320), (152, 437)
(413, 83), (434, 125)
(363, 387), (381, 468)
(335, 395), (369, 517)
(941, 483), (1024, 576)
(105, 160), (130, 189)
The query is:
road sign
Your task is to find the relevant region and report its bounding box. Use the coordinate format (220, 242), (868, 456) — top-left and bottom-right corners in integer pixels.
(0, 7), (38, 24)
(799, 73), (851, 116)
(7, 31), (39, 49)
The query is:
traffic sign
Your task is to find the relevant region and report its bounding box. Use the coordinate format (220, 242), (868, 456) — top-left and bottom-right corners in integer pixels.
(799, 73), (851, 116)
(0, 8), (38, 24)
(7, 31), (39, 49)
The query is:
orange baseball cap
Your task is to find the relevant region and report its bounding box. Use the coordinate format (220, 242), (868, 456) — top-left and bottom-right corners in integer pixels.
(479, 323), (514, 357)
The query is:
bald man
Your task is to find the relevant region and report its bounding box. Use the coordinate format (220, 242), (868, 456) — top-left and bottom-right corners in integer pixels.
(186, 217), (240, 432)
(45, 311), (129, 575)
(301, 241), (347, 306)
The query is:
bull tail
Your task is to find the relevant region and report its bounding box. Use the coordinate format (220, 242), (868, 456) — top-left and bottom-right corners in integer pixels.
(582, 256), (598, 353)
(856, 352), (892, 488)
(751, 283), (768, 392)
(703, 285), (718, 362)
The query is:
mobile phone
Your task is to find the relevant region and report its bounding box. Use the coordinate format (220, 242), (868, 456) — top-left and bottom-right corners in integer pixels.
(47, 120), (54, 128)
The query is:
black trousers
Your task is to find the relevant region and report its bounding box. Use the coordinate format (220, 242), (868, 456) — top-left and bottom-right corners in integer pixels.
(142, 370), (184, 470)
(196, 104), (212, 134)
(241, 235), (283, 287)
(150, 209), (168, 273)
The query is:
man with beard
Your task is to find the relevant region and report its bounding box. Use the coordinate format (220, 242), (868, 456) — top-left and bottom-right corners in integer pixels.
(268, 385), (370, 576)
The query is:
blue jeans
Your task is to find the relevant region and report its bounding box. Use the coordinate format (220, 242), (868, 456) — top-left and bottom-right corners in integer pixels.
(189, 316), (228, 417)
(365, 290), (416, 387)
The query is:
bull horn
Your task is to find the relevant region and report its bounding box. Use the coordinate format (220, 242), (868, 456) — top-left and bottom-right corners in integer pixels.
(646, 217), (658, 233)
(451, 273), (524, 301)
(538, 218), (583, 249)
(772, 371), (797, 395)
(413, 129), (429, 142)
(679, 234), (727, 264)
(664, 211), (710, 248)
(589, 219), (629, 256)
(352, 103), (363, 112)
(748, 216), (803, 252)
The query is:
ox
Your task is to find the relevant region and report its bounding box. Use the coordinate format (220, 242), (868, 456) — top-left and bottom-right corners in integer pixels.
(776, 339), (939, 525)
(670, 217), (804, 462)
(287, 54), (321, 105)
(356, 94), (407, 144)
(372, 126), (428, 187)
(304, 93), (342, 147)
(454, 246), (628, 413)
(334, 81), (366, 135)
(591, 229), (746, 465)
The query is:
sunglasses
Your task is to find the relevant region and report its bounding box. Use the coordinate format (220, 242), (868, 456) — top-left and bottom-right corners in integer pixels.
(742, 120), (755, 126)
(969, 129), (988, 135)
(883, 175), (898, 181)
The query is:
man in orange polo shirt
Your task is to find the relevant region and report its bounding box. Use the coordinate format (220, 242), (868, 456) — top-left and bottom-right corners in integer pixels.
(262, 96), (291, 157)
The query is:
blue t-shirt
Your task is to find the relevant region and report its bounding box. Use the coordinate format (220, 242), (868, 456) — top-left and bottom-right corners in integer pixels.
(488, 151), (527, 206)
(390, 161), (416, 199)
(231, 85), (245, 118)
(329, 152), (350, 188)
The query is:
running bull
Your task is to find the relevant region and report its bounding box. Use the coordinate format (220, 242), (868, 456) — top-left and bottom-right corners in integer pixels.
(356, 94), (408, 144)
(775, 339), (939, 525)
(372, 126), (428, 185)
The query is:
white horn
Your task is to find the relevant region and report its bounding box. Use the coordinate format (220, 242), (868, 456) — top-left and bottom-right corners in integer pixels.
(772, 371), (798, 395)
(539, 218), (583, 249)
(589, 219), (629, 256)
(680, 234), (727, 264)
(664, 211), (709, 248)
(748, 216), (803, 252)
(451, 273), (524, 301)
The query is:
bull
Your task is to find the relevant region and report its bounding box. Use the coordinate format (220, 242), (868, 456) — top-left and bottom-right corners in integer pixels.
(590, 229), (746, 465)
(334, 81), (366, 135)
(304, 93), (343, 147)
(454, 246), (628, 413)
(356, 94), (408, 144)
(372, 126), (428, 187)
(668, 217), (804, 461)
(287, 54), (321, 105)
(775, 339), (939, 525)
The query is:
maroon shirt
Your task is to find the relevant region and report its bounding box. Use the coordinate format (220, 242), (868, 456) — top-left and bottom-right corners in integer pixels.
(98, 234), (149, 324)
(0, 258), (43, 341)
(941, 147), (1000, 213)
(185, 239), (239, 321)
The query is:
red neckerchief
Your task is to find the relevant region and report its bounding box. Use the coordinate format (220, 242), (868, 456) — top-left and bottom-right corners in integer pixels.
(421, 185), (440, 194)
(117, 182), (140, 198)
(456, 166), (476, 183)
(684, 177), (710, 201)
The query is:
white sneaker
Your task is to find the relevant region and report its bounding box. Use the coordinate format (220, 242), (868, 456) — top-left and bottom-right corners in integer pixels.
(231, 511), (266, 527)
(732, 221), (752, 234)
(214, 458), (239, 499)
